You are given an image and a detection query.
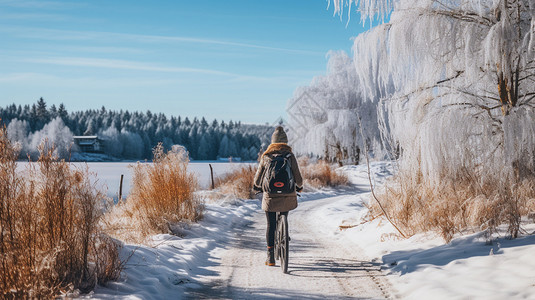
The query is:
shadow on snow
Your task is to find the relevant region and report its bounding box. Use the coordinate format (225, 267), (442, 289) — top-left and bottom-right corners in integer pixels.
(382, 232), (535, 275)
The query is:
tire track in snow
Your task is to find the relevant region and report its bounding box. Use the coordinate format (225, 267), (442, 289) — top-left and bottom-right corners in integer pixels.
(294, 195), (395, 299)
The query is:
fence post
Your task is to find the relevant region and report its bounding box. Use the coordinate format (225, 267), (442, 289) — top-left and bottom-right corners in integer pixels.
(209, 164), (215, 190)
(119, 174), (124, 201)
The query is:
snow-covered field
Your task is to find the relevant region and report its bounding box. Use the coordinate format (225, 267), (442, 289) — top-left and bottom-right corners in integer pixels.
(17, 161), (254, 199)
(82, 161), (535, 299)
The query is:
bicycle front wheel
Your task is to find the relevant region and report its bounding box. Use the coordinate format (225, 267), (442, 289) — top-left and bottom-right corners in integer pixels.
(278, 214), (289, 274)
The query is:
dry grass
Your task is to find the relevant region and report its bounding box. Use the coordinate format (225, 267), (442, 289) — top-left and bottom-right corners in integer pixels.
(372, 166), (535, 242)
(0, 124), (122, 298)
(212, 158), (349, 199)
(214, 165), (257, 199)
(104, 143), (203, 241)
(299, 157), (349, 189)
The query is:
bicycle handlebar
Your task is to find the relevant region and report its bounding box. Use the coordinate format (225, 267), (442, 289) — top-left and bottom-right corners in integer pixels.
(253, 191), (301, 197)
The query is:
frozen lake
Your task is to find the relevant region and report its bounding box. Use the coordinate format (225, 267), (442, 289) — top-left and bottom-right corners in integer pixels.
(17, 161), (256, 199)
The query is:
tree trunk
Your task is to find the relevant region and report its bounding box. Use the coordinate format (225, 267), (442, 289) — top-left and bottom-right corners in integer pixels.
(498, 70), (510, 115)
(497, 67), (520, 116)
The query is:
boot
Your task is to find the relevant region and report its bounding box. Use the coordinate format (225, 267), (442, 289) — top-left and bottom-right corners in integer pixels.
(265, 246), (275, 266)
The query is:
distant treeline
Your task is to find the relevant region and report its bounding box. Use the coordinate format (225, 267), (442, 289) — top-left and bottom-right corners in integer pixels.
(1, 98), (273, 161)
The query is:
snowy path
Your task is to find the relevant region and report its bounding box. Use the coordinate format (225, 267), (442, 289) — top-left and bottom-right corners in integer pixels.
(185, 194), (393, 299)
(90, 162), (535, 299)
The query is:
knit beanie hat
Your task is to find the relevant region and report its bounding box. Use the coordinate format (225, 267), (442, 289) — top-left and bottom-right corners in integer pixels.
(271, 126), (288, 144)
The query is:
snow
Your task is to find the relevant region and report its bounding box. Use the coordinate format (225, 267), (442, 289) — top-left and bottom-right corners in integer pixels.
(83, 161), (535, 299)
(304, 1), (535, 192)
(86, 199), (259, 299)
(287, 51), (388, 161)
(16, 161), (255, 199)
(70, 152), (120, 162)
(307, 162), (535, 299)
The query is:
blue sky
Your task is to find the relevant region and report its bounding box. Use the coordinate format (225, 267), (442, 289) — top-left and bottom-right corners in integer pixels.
(0, 0), (370, 123)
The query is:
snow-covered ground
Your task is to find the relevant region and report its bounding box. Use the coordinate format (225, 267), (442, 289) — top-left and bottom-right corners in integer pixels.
(17, 161), (254, 199)
(84, 161), (535, 299)
(87, 199), (259, 299)
(313, 162), (535, 299)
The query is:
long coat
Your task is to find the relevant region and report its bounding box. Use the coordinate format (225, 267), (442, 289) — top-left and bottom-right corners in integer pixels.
(253, 143), (303, 212)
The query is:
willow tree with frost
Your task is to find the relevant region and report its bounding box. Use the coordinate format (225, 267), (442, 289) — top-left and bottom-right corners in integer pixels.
(287, 51), (387, 164)
(322, 0), (535, 239)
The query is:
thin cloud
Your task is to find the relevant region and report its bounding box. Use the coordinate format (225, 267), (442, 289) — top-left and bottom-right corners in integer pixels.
(135, 34), (321, 55)
(25, 56), (240, 76)
(0, 0), (85, 9)
(54, 45), (147, 55)
(19, 56), (310, 83)
(0, 67), (311, 87)
(0, 72), (185, 87)
(0, 12), (69, 21)
(1, 26), (323, 56)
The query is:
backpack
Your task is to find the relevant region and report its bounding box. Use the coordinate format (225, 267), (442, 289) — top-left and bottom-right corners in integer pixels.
(263, 153), (295, 194)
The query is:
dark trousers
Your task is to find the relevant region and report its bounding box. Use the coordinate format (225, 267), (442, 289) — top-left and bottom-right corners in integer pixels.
(265, 211), (288, 248)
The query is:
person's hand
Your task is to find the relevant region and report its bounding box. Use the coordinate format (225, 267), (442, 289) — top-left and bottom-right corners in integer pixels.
(253, 185), (262, 192)
(296, 186), (303, 192)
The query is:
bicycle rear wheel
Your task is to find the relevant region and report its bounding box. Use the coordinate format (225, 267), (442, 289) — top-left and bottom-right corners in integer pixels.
(278, 214), (289, 273)
(275, 213), (281, 261)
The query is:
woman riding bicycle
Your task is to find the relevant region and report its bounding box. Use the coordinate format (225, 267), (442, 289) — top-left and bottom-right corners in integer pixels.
(253, 126), (303, 266)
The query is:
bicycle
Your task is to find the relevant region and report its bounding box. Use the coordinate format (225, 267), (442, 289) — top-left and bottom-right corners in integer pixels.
(274, 212), (289, 274)
(254, 191), (300, 274)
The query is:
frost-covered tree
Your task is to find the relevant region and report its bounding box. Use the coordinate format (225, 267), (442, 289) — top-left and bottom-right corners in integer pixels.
(99, 126), (124, 157)
(36, 97), (49, 124)
(330, 0), (535, 178)
(84, 118), (96, 136)
(288, 51), (384, 163)
(49, 104), (57, 119)
(218, 134), (238, 158)
(27, 117), (74, 159)
(0, 99), (271, 161)
(197, 135), (211, 160)
(324, 0), (535, 238)
(6, 119), (29, 152)
(58, 103), (68, 120)
(333, 0), (535, 116)
(120, 130), (143, 159)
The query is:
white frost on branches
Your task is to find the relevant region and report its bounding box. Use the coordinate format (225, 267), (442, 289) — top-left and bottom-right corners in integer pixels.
(7, 117), (75, 159)
(29, 118), (75, 159)
(293, 0), (535, 181)
(288, 51), (388, 162)
(330, 0), (395, 24)
(360, 0), (535, 182)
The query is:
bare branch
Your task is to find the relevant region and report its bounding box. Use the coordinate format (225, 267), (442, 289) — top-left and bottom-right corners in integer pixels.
(430, 9), (494, 27)
(357, 115), (407, 238)
(437, 70), (464, 84)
